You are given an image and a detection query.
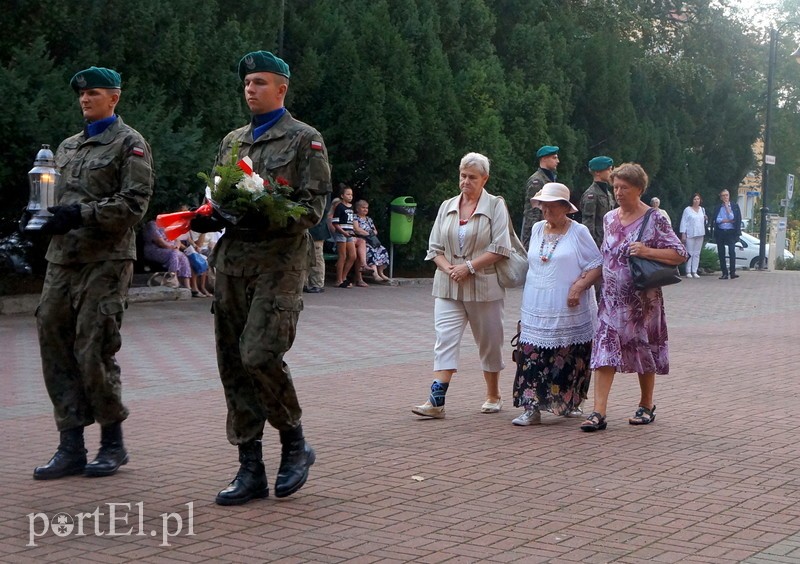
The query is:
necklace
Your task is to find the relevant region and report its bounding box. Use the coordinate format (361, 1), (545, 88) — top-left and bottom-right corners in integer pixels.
(459, 195), (480, 225)
(538, 233), (563, 262)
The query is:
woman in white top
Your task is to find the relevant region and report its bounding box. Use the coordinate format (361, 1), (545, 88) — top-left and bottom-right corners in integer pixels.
(512, 183), (603, 425)
(412, 152), (512, 419)
(678, 193), (707, 278)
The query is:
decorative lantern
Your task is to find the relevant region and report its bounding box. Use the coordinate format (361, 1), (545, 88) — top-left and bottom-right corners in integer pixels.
(26, 144), (60, 231)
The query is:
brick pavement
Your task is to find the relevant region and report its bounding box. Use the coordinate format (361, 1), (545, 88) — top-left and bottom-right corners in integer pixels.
(1, 270), (799, 563)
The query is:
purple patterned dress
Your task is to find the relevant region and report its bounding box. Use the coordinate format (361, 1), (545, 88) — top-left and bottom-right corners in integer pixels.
(590, 209), (687, 375)
(142, 220), (191, 277)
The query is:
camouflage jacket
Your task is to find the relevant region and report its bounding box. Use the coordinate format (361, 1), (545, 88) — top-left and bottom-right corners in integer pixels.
(520, 168), (552, 248)
(580, 181), (616, 249)
(46, 117), (154, 265)
(211, 111), (332, 276)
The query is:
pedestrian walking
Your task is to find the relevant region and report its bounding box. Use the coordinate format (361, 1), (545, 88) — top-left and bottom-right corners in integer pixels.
(580, 156), (616, 249)
(521, 145), (560, 249)
(192, 50), (331, 505)
(33, 66), (154, 479)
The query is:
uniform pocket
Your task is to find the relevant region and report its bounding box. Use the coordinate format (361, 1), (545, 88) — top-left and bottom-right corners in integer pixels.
(99, 299), (124, 316)
(86, 152), (119, 197)
(98, 298), (125, 355)
(266, 150), (296, 172)
(274, 293), (303, 313)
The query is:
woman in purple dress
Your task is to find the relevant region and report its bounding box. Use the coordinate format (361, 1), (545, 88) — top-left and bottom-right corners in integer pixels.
(581, 163), (687, 432)
(142, 219), (193, 290)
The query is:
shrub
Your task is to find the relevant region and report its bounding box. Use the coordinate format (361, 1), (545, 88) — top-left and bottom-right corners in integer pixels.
(699, 245), (720, 272)
(777, 257), (800, 271)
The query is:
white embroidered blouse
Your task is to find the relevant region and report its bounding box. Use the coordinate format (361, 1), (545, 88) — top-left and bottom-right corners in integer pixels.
(520, 220), (603, 348)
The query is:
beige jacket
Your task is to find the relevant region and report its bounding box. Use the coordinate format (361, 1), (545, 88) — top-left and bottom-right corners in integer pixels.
(426, 190), (512, 301)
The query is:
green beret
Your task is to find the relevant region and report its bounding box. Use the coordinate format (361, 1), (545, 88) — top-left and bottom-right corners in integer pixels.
(536, 145), (559, 158)
(588, 156), (614, 171)
(70, 67), (121, 91)
(238, 50), (291, 80)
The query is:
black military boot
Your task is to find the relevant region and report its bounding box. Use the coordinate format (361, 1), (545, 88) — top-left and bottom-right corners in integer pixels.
(215, 440), (269, 506)
(84, 422), (129, 477)
(33, 427), (87, 480)
(274, 425), (316, 498)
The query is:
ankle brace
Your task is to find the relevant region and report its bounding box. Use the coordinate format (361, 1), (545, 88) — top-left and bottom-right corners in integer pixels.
(429, 380), (449, 407)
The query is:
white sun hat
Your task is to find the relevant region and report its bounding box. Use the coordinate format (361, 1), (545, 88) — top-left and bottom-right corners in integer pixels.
(531, 182), (578, 213)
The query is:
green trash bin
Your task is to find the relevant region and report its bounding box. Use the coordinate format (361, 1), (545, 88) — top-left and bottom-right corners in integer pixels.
(389, 196), (417, 244)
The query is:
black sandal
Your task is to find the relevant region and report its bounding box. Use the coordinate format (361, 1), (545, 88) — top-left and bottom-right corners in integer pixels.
(629, 405), (656, 425)
(580, 412), (607, 432)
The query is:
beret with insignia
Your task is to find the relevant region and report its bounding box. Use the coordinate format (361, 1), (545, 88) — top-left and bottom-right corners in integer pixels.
(70, 66), (122, 92)
(238, 50), (291, 80)
(536, 145), (559, 158)
(588, 156), (614, 171)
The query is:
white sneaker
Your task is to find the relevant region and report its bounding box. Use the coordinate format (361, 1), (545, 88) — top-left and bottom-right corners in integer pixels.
(693, 273), (700, 278)
(412, 402), (445, 418)
(512, 409), (541, 426)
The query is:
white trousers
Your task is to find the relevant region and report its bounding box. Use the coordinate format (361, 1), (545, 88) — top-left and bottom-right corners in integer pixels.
(433, 298), (505, 373)
(685, 236), (703, 274)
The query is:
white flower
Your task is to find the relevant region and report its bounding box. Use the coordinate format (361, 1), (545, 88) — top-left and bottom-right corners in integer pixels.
(237, 173), (265, 194)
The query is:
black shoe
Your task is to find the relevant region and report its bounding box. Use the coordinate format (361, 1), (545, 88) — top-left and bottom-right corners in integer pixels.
(580, 412), (607, 432)
(215, 441), (269, 506)
(302, 286), (311, 293)
(33, 428), (87, 480)
(275, 426), (316, 498)
(730, 274), (739, 279)
(719, 274), (729, 279)
(85, 423), (128, 477)
(305, 286), (324, 294)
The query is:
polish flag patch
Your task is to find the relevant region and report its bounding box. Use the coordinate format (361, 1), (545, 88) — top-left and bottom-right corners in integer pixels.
(131, 147), (145, 157)
(310, 140), (323, 151)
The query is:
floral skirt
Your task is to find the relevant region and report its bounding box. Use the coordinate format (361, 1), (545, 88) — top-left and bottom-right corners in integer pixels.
(367, 243), (389, 267)
(512, 341), (592, 415)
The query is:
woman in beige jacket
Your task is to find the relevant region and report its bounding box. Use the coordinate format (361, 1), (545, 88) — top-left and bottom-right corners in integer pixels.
(412, 152), (513, 418)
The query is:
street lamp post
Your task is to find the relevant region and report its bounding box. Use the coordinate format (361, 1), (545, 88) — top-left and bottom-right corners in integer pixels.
(758, 24), (800, 269)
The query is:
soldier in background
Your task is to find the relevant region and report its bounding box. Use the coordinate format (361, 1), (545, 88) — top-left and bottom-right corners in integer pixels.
(521, 145), (559, 249)
(192, 50), (331, 506)
(580, 156), (616, 249)
(33, 66), (154, 480)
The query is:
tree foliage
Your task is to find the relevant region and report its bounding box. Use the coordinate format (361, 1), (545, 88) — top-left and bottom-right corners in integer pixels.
(2, 0), (792, 269)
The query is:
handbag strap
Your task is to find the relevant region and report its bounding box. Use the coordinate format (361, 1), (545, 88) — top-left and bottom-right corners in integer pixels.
(635, 208), (656, 242)
(497, 196), (524, 250)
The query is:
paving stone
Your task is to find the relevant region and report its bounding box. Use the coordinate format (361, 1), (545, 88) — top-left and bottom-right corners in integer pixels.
(1, 271), (800, 561)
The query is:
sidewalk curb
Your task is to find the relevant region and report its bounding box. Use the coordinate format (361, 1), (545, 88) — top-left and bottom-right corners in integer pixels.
(0, 279), (430, 315)
(0, 286), (191, 316)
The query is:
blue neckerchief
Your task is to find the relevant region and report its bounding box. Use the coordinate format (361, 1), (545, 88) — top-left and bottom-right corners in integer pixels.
(85, 115), (117, 138)
(540, 168), (557, 182)
(252, 108), (286, 140)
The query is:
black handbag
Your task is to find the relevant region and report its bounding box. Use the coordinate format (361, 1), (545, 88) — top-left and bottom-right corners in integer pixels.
(628, 209), (682, 290)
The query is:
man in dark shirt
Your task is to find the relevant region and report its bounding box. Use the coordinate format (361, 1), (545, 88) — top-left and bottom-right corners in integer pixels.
(521, 145), (559, 249)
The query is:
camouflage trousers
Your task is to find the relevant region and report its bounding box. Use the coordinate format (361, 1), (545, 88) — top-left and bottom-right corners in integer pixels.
(37, 260), (132, 431)
(214, 269), (306, 445)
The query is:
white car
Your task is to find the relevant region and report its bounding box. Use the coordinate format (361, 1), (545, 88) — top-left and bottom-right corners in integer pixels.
(704, 232), (794, 269)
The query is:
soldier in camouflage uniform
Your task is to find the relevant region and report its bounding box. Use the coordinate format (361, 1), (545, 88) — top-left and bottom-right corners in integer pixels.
(192, 50), (331, 506)
(32, 67), (154, 480)
(580, 156), (616, 249)
(521, 145), (560, 249)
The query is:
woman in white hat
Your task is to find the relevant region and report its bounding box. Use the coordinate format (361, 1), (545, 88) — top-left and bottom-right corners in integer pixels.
(511, 183), (603, 426)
